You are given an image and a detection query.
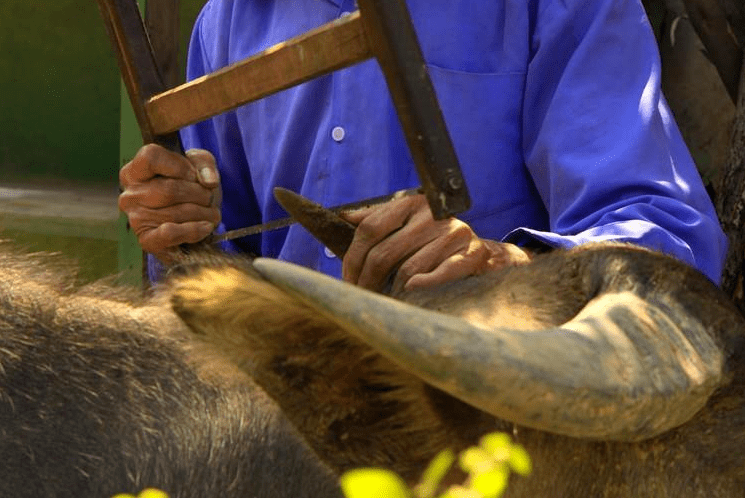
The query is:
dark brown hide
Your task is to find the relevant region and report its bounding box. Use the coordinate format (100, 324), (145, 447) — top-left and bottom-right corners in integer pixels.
(0, 248), (342, 498)
(170, 244), (745, 498)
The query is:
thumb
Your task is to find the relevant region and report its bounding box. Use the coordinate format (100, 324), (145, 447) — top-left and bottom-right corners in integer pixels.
(185, 149), (220, 188)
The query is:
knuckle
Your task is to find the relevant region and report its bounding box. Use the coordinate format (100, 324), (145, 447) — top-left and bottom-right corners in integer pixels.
(354, 217), (387, 244)
(118, 165), (132, 186)
(126, 209), (145, 228)
(354, 217), (376, 238)
(137, 143), (165, 165)
(153, 178), (182, 205)
(442, 221), (475, 246)
(157, 223), (184, 248)
(117, 191), (133, 211)
(448, 219), (471, 236)
(365, 248), (392, 275)
(210, 206), (222, 225)
(395, 260), (418, 282)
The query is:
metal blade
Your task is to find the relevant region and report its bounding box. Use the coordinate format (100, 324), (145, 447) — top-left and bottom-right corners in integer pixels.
(213, 187), (422, 243)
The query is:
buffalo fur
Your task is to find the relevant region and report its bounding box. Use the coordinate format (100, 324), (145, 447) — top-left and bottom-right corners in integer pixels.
(168, 244), (745, 498)
(0, 243), (744, 497)
(0, 246), (342, 498)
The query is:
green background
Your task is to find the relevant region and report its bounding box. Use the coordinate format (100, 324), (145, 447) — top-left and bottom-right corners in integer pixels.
(0, 0), (204, 284)
(0, 0), (204, 185)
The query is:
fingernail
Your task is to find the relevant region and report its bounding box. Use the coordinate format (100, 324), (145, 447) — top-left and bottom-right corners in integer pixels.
(199, 167), (217, 184)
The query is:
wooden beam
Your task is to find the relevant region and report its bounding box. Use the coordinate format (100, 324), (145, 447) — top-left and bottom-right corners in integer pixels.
(357, 0), (470, 219)
(145, 0), (181, 88)
(96, 0), (182, 152)
(146, 12), (372, 135)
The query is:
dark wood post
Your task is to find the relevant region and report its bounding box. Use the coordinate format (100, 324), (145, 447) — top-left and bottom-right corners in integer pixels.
(145, 0), (181, 88)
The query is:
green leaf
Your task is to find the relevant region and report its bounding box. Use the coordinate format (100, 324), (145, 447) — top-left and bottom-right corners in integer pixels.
(340, 468), (413, 498)
(416, 449), (455, 498)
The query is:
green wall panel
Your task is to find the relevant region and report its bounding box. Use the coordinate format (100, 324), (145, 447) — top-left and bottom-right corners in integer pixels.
(0, 0), (120, 183)
(0, 0), (205, 184)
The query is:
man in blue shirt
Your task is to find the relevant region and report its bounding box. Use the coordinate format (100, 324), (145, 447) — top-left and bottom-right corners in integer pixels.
(119, 0), (727, 291)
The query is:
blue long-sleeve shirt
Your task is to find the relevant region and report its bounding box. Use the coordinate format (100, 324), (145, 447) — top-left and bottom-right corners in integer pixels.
(152, 0), (727, 283)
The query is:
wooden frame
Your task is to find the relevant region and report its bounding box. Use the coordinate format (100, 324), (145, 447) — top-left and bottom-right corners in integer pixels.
(97, 0), (470, 220)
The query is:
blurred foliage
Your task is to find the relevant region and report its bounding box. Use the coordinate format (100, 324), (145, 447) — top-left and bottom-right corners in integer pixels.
(113, 489), (169, 498)
(341, 432), (531, 498)
(108, 432), (530, 498)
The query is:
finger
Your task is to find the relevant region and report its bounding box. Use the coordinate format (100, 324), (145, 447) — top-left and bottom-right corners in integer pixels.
(402, 242), (534, 292)
(391, 224), (487, 293)
(119, 177), (215, 211)
(120, 144), (199, 186)
(353, 207), (461, 292)
(343, 195), (426, 285)
(354, 221), (444, 292)
(126, 203), (221, 232)
(341, 188), (421, 224)
(341, 205), (376, 225)
(482, 240), (533, 269)
(402, 254), (478, 291)
(185, 149), (220, 188)
(138, 220), (215, 256)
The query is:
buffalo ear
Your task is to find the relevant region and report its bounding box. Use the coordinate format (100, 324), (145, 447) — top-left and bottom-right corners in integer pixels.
(169, 264), (260, 340)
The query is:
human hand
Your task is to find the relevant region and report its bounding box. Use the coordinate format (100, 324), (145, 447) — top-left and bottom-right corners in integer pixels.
(118, 145), (221, 262)
(341, 194), (533, 294)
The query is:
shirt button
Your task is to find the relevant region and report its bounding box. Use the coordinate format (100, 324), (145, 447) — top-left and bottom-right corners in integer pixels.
(331, 126), (346, 142)
(324, 247), (337, 258)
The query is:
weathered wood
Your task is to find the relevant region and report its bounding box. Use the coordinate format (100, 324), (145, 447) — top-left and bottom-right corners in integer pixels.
(96, 0), (182, 152)
(145, 0), (181, 89)
(717, 52), (745, 311)
(681, 0), (742, 102)
(357, 0), (471, 219)
(720, 0), (745, 48)
(145, 12), (372, 135)
(105, 0), (471, 224)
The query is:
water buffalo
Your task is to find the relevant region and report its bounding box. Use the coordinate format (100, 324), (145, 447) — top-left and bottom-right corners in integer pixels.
(169, 242), (745, 498)
(0, 247), (343, 498)
(0, 199), (743, 497)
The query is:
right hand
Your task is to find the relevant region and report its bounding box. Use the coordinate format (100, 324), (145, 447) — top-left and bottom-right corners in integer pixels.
(118, 144), (221, 262)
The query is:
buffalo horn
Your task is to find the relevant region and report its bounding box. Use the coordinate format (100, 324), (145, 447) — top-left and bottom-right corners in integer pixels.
(252, 257), (724, 442)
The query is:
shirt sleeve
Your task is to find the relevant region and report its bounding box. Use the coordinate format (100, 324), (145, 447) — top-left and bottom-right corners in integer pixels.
(507, 0), (727, 283)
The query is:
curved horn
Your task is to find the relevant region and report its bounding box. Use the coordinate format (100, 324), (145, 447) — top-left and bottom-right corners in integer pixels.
(273, 187), (356, 259)
(252, 254), (726, 442)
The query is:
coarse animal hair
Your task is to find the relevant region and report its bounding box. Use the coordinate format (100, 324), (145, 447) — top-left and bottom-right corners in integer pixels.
(0, 244), (343, 498)
(168, 243), (745, 498)
(0, 239), (744, 498)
